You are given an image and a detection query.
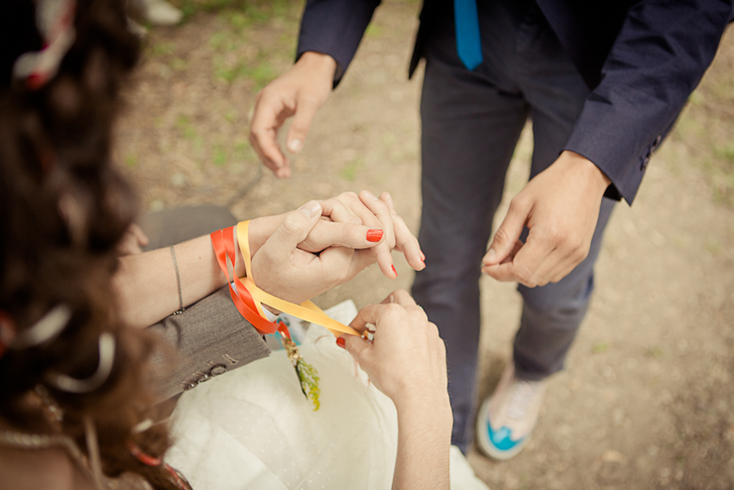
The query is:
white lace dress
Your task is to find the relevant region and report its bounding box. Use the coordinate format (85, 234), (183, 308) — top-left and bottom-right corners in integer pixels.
(165, 302), (489, 490)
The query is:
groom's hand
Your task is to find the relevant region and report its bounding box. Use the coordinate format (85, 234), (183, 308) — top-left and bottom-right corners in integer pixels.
(482, 151), (611, 287)
(251, 201), (373, 304)
(249, 52), (336, 178)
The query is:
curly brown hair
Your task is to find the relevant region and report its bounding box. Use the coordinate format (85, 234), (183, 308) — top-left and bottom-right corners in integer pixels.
(0, 1), (179, 488)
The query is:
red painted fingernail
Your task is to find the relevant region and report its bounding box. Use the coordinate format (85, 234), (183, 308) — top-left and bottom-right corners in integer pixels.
(366, 229), (383, 242)
(391, 265), (398, 277)
(336, 337), (346, 349)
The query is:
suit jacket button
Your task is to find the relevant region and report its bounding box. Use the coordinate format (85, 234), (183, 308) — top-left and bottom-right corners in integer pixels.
(210, 365), (227, 376)
(652, 134), (662, 150)
(198, 373), (212, 383)
(183, 382), (197, 391)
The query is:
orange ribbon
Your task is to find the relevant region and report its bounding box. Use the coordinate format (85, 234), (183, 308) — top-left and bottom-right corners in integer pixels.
(210, 222), (358, 337)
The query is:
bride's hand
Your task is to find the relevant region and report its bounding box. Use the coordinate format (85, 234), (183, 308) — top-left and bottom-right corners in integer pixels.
(340, 290), (450, 410)
(250, 201), (375, 304)
(247, 191), (425, 278)
(324, 191), (425, 278)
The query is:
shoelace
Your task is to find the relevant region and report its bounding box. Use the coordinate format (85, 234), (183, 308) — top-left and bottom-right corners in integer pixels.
(505, 380), (542, 420)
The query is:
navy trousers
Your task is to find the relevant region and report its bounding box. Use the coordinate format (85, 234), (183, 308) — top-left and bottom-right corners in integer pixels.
(411, 0), (616, 452)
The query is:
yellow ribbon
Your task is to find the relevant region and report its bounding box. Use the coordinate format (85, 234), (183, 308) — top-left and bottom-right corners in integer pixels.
(237, 221), (359, 337)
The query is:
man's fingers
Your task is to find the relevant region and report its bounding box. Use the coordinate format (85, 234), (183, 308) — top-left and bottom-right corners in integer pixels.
(286, 95), (321, 154)
(249, 94), (292, 177)
(263, 200), (322, 258)
(484, 197), (530, 265)
(320, 198), (362, 225)
(483, 237), (553, 287)
(299, 221), (382, 252)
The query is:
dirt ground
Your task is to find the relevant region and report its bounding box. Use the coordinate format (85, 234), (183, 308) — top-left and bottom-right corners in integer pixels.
(117, 1), (734, 488)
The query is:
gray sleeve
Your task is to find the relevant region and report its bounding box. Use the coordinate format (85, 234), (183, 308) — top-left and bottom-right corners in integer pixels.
(147, 286), (271, 402)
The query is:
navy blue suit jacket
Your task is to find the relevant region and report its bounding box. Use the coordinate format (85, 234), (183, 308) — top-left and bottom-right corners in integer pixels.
(297, 0), (733, 204)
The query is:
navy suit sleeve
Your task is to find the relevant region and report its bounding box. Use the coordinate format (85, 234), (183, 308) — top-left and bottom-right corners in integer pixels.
(297, 0), (382, 86)
(564, 0), (734, 204)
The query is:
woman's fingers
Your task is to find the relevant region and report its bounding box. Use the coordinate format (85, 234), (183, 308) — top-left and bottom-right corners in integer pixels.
(381, 193), (424, 271)
(299, 198), (383, 253)
(382, 289), (415, 306)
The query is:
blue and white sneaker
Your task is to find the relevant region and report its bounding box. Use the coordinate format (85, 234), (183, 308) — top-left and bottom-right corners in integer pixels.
(476, 362), (547, 460)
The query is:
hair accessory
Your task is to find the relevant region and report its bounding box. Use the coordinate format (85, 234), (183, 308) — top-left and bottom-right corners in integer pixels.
(12, 0), (77, 90)
(128, 441), (192, 489)
(0, 312), (17, 358)
(12, 304), (72, 350)
(35, 384), (64, 424)
(46, 332), (115, 393)
(170, 245), (185, 315)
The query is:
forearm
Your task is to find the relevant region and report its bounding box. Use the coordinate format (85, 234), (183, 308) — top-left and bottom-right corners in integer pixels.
(113, 214), (289, 328)
(392, 394), (453, 490)
(565, 0), (733, 204)
(114, 235), (234, 329)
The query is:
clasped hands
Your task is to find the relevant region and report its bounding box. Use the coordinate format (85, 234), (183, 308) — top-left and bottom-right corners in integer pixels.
(248, 190), (424, 306)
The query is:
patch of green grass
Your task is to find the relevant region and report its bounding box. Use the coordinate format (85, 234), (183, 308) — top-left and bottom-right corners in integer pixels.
(688, 91), (704, 106)
(150, 42), (174, 57)
(704, 240), (723, 255)
(365, 24), (383, 37)
(382, 133), (397, 147)
(214, 55), (276, 88)
(241, 2), (272, 23)
(645, 347), (665, 359)
(224, 110), (237, 123)
(341, 158), (364, 181)
(171, 58), (189, 71)
(209, 31), (240, 52)
(233, 140), (256, 161)
(175, 115), (197, 140)
(713, 143), (734, 163)
(213, 146), (227, 166)
(245, 61), (276, 89)
(222, 11), (250, 30)
(592, 342), (610, 354)
(193, 135), (204, 152)
(177, 0), (299, 22)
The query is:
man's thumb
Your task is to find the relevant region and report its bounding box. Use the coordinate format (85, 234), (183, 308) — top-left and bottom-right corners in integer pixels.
(485, 206), (526, 265)
(268, 200), (322, 255)
(286, 97), (320, 153)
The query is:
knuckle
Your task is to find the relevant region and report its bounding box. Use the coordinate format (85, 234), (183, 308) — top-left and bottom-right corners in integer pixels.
(383, 303), (404, 317)
(545, 225), (562, 244)
(341, 191), (359, 202)
(281, 214), (303, 234)
(566, 234), (584, 252)
(493, 226), (512, 244)
(514, 266), (534, 285)
(510, 194), (529, 211)
(392, 289), (411, 302)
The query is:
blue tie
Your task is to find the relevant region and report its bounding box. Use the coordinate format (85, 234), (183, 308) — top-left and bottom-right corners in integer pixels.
(454, 0), (483, 70)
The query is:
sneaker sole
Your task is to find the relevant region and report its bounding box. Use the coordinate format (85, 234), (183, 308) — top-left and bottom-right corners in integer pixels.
(475, 398), (531, 461)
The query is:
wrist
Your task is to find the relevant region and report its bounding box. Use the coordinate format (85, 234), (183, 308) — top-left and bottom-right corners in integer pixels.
(296, 51), (337, 80)
(393, 389), (452, 420)
(560, 150), (611, 194)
